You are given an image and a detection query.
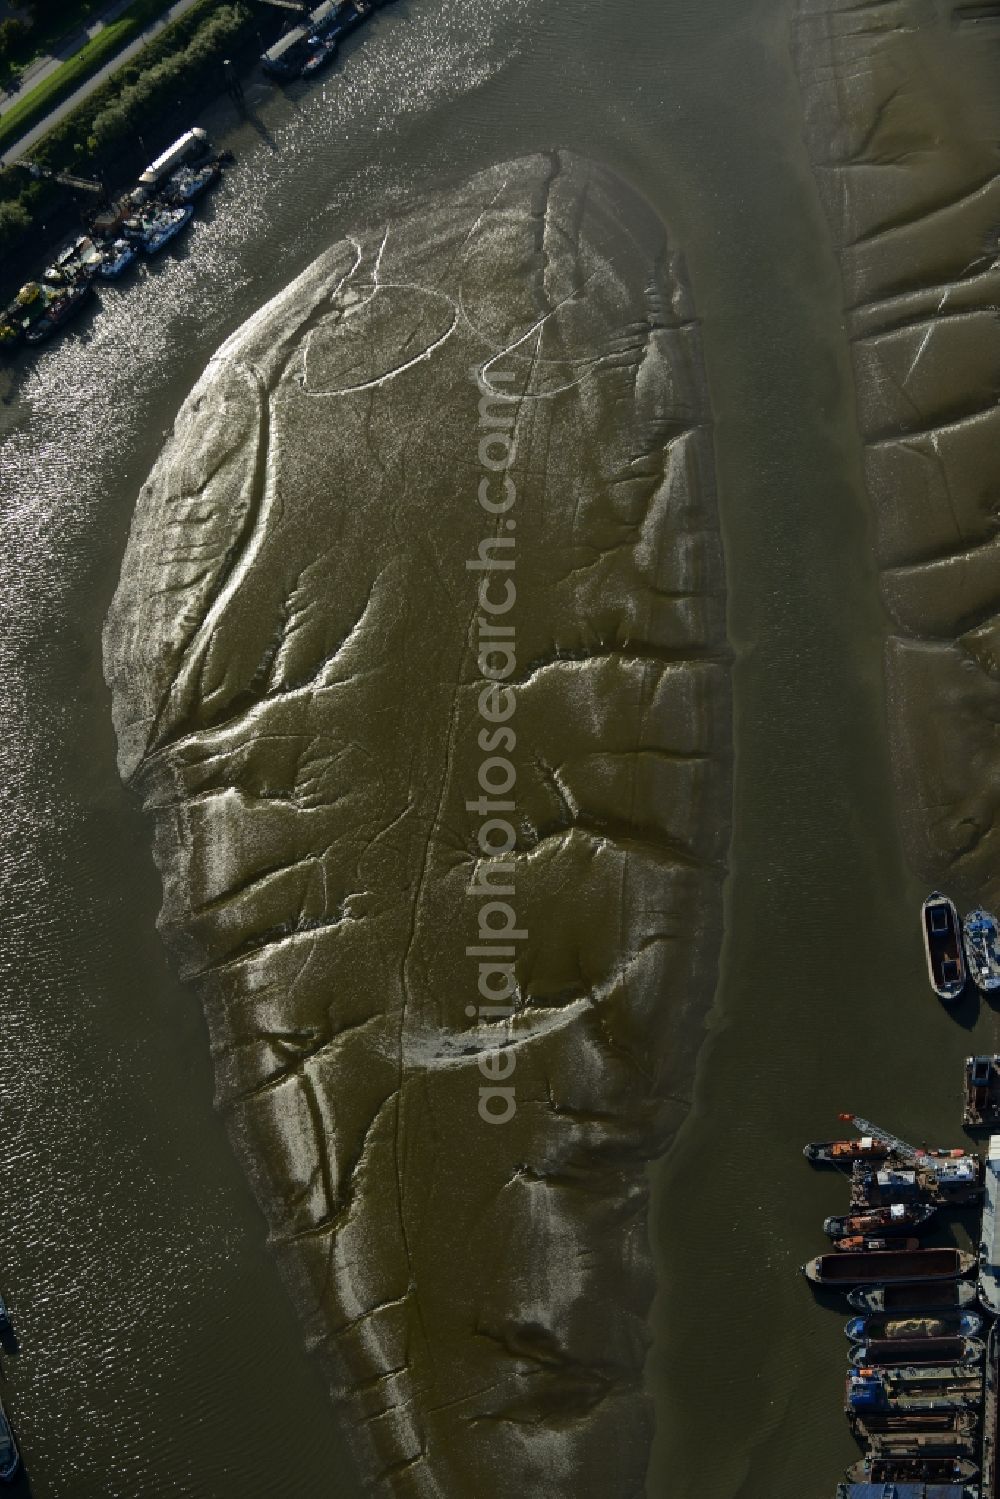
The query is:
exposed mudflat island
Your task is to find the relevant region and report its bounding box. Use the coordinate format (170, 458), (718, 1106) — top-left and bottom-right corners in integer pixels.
(103, 152), (730, 1496)
(794, 0), (1000, 890)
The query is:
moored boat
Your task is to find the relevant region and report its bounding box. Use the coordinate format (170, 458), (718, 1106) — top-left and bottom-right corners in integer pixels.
(162, 160), (220, 205)
(837, 1484), (978, 1499)
(847, 1281), (979, 1314)
(804, 1134), (889, 1166)
(964, 907), (1000, 993)
(803, 1247), (975, 1287)
(140, 205), (194, 255)
(301, 32), (339, 74)
(42, 234), (103, 287)
(845, 1367), (981, 1415)
(0, 1400), (19, 1484)
(922, 890), (966, 1002)
(845, 1312), (983, 1343)
(826, 1202), (936, 1238)
(845, 1455), (979, 1483)
(23, 281), (94, 344)
(852, 1410), (977, 1444)
(98, 238), (137, 280)
(849, 1336), (984, 1368)
(834, 1236), (920, 1254)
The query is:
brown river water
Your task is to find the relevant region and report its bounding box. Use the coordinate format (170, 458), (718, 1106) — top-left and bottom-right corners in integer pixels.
(0, 0), (991, 1493)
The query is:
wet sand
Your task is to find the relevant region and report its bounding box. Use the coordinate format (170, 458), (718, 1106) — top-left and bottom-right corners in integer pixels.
(104, 153), (731, 1496)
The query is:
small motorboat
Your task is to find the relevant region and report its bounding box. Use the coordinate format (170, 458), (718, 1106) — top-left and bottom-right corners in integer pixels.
(922, 890), (966, 1002)
(845, 1312), (983, 1342)
(163, 160), (220, 204)
(804, 1134), (889, 1166)
(301, 32), (339, 75)
(99, 238), (137, 279)
(825, 1202), (936, 1238)
(834, 1236), (920, 1255)
(0, 1399), (19, 1483)
(964, 906), (1000, 992)
(124, 204), (193, 255)
(141, 204), (194, 255)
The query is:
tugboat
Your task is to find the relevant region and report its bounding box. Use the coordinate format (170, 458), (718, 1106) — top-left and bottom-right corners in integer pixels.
(825, 1203), (936, 1238)
(964, 906), (1000, 992)
(0, 1399), (19, 1483)
(847, 1281), (979, 1314)
(845, 1312), (983, 1342)
(922, 890), (966, 1002)
(804, 1134), (889, 1166)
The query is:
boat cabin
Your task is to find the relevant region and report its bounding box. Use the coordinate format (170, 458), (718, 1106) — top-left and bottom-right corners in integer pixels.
(138, 129), (210, 189)
(262, 25), (310, 77)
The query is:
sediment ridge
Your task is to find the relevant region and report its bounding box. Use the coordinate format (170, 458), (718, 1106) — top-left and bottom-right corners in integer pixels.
(793, 0), (1000, 894)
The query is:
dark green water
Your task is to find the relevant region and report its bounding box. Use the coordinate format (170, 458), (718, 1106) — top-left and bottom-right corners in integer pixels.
(0, 0), (983, 1493)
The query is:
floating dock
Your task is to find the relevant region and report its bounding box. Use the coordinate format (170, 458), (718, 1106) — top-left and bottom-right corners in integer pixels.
(979, 1139), (1000, 1317)
(983, 1323), (998, 1499)
(966, 1058), (1000, 1130)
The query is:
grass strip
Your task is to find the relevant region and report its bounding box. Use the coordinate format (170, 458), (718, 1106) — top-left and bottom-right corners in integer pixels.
(0, 0), (177, 154)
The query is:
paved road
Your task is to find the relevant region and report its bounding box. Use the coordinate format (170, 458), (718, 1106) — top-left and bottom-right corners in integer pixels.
(2, 0), (205, 164)
(0, 0), (140, 119)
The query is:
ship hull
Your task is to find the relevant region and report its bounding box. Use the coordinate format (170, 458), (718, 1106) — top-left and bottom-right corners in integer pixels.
(963, 907), (1000, 993)
(922, 891), (966, 1002)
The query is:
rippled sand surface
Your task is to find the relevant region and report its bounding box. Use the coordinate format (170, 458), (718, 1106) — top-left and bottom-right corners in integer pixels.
(794, 0), (1000, 888)
(104, 153), (730, 1494)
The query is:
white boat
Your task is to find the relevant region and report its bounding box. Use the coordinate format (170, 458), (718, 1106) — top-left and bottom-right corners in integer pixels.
(99, 238), (137, 279)
(964, 906), (1000, 992)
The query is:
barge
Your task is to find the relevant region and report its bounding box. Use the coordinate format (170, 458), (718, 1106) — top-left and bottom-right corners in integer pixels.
(846, 1314), (984, 1343)
(804, 1248), (975, 1288)
(849, 1337), (984, 1369)
(866, 1427), (979, 1458)
(845, 1459), (979, 1483)
(852, 1412), (978, 1442)
(836, 1486), (979, 1498)
(848, 1283), (980, 1315)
